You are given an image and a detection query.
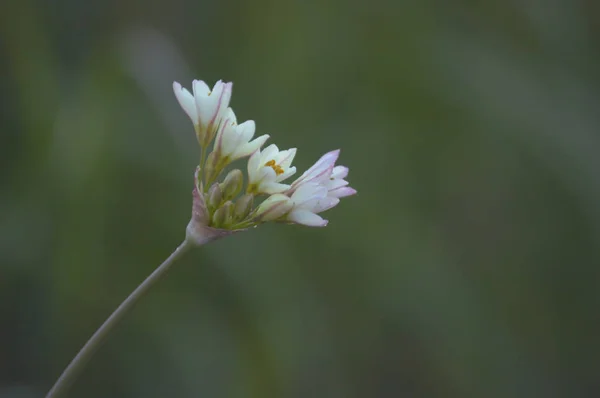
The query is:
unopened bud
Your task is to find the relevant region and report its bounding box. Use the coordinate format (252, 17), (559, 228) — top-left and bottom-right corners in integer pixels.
(212, 200), (233, 228)
(207, 183), (222, 209)
(255, 194), (293, 222)
(234, 194), (254, 220)
(220, 169), (243, 200)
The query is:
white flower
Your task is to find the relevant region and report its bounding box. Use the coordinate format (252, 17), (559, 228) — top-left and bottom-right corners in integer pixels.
(289, 149), (356, 198)
(214, 108), (270, 162)
(247, 144), (297, 194)
(283, 149), (356, 227)
(285, 182), (340, 227)
(173, 79), (232, 146)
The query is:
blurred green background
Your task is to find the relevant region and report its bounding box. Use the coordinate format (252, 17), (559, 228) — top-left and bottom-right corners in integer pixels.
(2, 0), (600, 397)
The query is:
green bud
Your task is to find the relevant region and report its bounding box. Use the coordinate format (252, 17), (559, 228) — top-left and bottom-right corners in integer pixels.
(212, 200), (233, 228)
(220, 169), (243, 201)
(207, 183), (222, 209)
(234, 194), (254, 220)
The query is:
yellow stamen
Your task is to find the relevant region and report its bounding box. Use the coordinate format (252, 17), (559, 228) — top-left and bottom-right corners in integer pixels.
(265, 160), (284, 175)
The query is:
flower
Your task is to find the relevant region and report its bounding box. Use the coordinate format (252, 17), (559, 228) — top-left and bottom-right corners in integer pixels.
(247, 144), (297, 194)
(282, 150), (356, 227)
(173, 79), (232, 146)
(289, 149), (356, 198)
(214, 108), (269, 163)
(286, 182), (340, 227)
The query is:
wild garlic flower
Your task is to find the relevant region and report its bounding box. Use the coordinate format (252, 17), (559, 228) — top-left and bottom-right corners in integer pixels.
(173, 80), (232, 147)
(247, 144), (297, 195)
(289, 150), (356, 199)
(173, 79), (355, 245)
(214, 108), (270, 164)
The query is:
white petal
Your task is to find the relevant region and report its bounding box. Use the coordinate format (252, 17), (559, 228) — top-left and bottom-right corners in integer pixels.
(276, 166), (296, 182)
(221, 124), (238, 156)
(224, 107), (237, 124)
(261, 166), (276, 181)
(278, 148), (297, 168)
(331, 165), (349, 179)
(173, 82), (198, 124)
(192, 80), (210, 95)
(237, 120), (255, 142)
(287, 209), (328, 227)
(248, 149), (260, 171)
(261, 144), (279, 162)
(233, 134), (269, 160)
(261, 182), (291, 194)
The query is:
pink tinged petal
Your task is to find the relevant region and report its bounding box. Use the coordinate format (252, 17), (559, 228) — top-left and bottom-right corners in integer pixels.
(210, 81), (233, 128)
(287, 209), (328, 227)
(303, 150), (340, 180)
(331, 165), (349, 179)
(291, 183), (327, 205)
(215, 120), (229, 155)
(327, 178), (349, 191)
(214, 110), (233, 148)
(329, 186), (357, 198)
(173, 82), (198, 123)
(308, 196), (340, 213)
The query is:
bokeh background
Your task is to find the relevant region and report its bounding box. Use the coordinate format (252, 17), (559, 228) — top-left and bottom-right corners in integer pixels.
(2, 0), (600, 397)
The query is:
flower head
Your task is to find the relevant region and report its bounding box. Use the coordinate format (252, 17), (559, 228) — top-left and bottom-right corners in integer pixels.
(173, 78), (355, 245)
(247, 144), (297, 195)
(173, 79), (232, 147)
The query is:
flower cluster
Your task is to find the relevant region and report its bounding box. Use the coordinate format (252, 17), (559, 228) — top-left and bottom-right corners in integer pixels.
(174, 79), (355, 243)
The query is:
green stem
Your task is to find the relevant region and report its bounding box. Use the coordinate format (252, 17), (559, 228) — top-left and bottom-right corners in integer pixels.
(46, 239), (194, 398)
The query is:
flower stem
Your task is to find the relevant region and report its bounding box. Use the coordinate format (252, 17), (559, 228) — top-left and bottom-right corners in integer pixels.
(46, 239), (194, 398)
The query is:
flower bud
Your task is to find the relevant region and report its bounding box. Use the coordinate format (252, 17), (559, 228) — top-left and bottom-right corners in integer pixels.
(212, 200), (233, 228)
(255, 194), (293, 222)
(234, 194), (254, 220)
(220, 169), (243, 201)
(207, 183), (222, 209)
